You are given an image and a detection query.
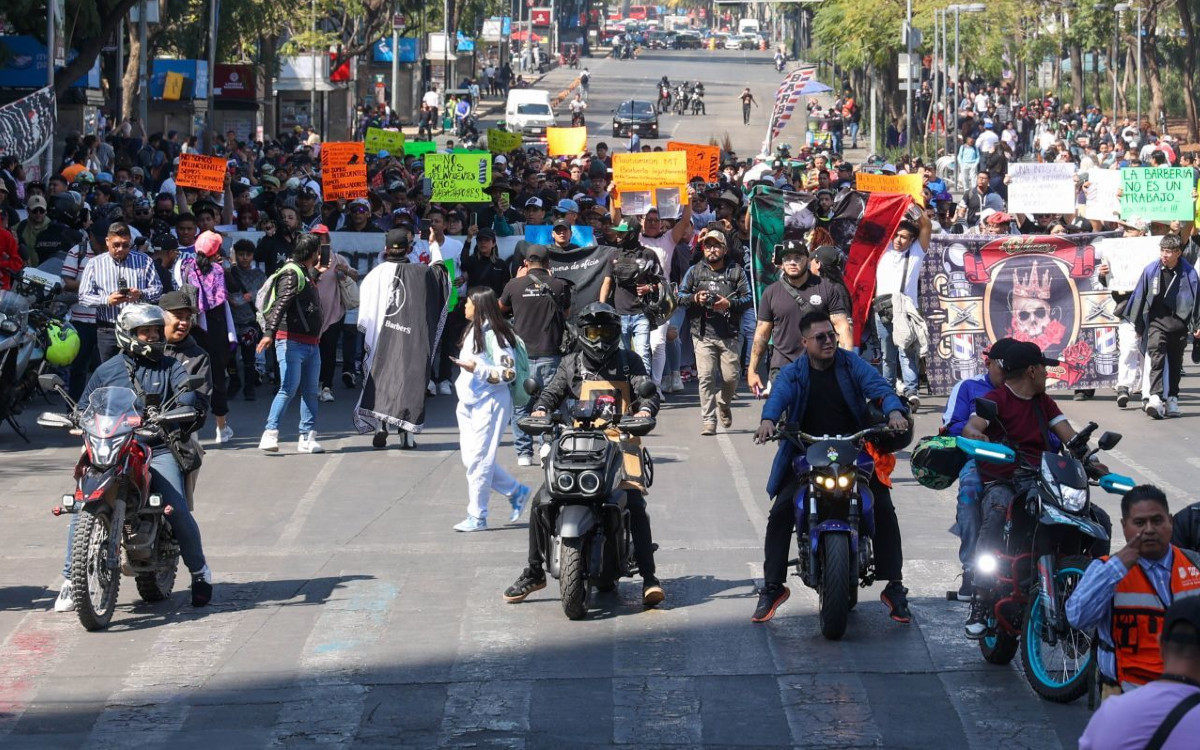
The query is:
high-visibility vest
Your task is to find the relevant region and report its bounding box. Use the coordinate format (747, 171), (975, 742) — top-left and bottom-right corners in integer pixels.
(1110, 546), (1200, 689)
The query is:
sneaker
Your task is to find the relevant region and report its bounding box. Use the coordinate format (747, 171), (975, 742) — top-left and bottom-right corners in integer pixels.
(643, 576), (665, 607)
(503, 567), (547, 602)
(1116, 387), (1130, 409)
(297, 431), (325, 454)
(718, 406), (732, 428)
(191, 566), (213, 607)
(509, 484), (532, 523)
(398, 431), (416, 450)
(259, 429), (280, 452)
(438, 380), (453, 396)
(372, 429), (388, 449)
(319, 387), (335, 403)
(701, 423), (716, 436)
(342, 372), (356, 389)
(964, 600), (988, 640)
(955, 569), (974, 602)
(671, 373), (684, 392)
(54, 580), (75, 612)
(1167, 396), (1181, 418)
(881, 581), (912, 624)
(1146, 395), (1165, 420)
(1073, 389), (1094, 401)
(215, 424), (234, 444)
(751, 583), (790, 623)
(517, 455), (534, 467)
(906, 393), (921, 410)
(453, 515), (487, 532)
(427, 380), (438, 396)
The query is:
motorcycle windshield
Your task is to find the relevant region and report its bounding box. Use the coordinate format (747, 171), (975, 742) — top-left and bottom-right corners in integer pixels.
(79, 387), (143, 438)
(0, 290), (31, 317)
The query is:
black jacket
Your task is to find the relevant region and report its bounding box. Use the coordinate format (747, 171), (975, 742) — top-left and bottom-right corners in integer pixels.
(677, 260), (752, 340)
(1173, 501), (1200, 553)
(255, 231), (297, 274)
(536, 349), (659, 417)
(262, 263), (322, 339)
(164, 335), (212, 436)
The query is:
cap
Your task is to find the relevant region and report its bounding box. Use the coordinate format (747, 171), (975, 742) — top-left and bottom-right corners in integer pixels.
(525, 244), (550, 261)
(982, 337), (1019, 360)
(1163, 597), (1200, 646)
(701, 230), (727, 246)
(261, 175), (281, 189)
(310, 224), (331, 236)
(524, 197), (544, 209)
(779, 239), (808, 257)
(997, 341), (1060, 373)
(195, 230), (223, 258)
(555, 198), (579, 214)
(716, 189), (741, 206)
(131, 166), (145, 176)
(96, 172), (114, 184)
(27, 195), (47, 211)
(477, 227), (496, 240)
(552, 216), (571, 229)
(979, 208), (997, 223)
(385, 228), (411, 249)
(386, 179), (405, 192)
(986, 211), (1013, 225)
(377, 150), (390, 159)
(815, 188), (835, 199)
(494, 155), (508, 165)
(298, 186), (318, 198)
(612, 219), (635, 233)
(158, 290), (196, 312)
(348, 197), (371, 209)
(150, 233), (178, 252)
(812, 244), (843, 269)
(1120, 217), (1151, 233)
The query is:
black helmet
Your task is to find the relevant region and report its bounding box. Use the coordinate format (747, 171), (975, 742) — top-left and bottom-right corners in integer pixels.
(573, 302), (622, 363)
(115, 303), (166, 363)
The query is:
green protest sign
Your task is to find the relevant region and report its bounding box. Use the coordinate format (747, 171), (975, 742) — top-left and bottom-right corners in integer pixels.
(487, 129), (523, 154)
(404, 140), (438, 157)
(1120, 167), (1196, 222)
(426, 153), (492, 202)
(364, 127), (405, 155)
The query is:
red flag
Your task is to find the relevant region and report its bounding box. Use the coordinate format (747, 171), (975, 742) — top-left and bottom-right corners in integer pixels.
(843, 192), (912, 346)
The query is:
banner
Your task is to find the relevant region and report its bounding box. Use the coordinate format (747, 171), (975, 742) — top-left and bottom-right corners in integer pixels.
(667, 141), (720, 182)
(320, 142), (367, 201)
(1095, 235), (1162, 293)
(0, 86), (55, 165)
(175, 153), (227, 192)
(404, 140), (438, 157)
(612, 151), (687, 190)
(919, 231), (1120, 393)
(546, 126), (587, 156)
(1006, 163), (1077, 215)
(487, 128), (523, 154)
(524, 225), (596, 246)
(854, 172), (924, 206)
(1083, 169), (1122, 222)
(1120, 167), (1195, 222)
(426, 152), (492, 202)
(364, 127), (405, 155)
(844, 193), (912, 346)
(221, 232), (522, 274)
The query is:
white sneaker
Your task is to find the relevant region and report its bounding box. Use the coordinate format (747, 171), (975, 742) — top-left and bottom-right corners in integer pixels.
(438, 380), (453, 395)
(319, 387), (335, 403)
(215, 424), (234, 444)
(1167, 396), (1181, 418)
(54, 580), (75, 612)
(427, 380), (438, 396)
(259, 429), (280, 452)
(517, 455), (534, 467)
(297, 431), (325, 453)
(670, 372), (684, 392)
(1146, 395), (1165, 420)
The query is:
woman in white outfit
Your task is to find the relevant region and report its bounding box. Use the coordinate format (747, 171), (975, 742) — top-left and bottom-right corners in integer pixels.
(450, 287), (531, 532)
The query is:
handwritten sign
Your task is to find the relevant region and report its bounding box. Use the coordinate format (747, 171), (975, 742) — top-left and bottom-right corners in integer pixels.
(364, 127), (405, 156)
(854, 172), (924, 206)
(1120, 167), (1195, 222)
(487, 128), (523, 154)
(426, 153), (492, 202)
(1097, 235), (1163, 293)
(667, 141), (720, 182)
(320, 142), (368, 201)
(1083, 169), (1122, 222)
(612, 151), (687, 190)
(404, 140), (438, 157)
(546, 126), (587, 156)
(1007, 163), (1077, 215)
(175, 153), (227, 193)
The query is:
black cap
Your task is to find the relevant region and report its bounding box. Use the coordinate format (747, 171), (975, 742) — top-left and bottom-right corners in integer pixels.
(159, 290), (195, 312)
(779, 239), (808, 257)
(552, 216), (571, 229)
(1164, 597), (1200, 646)
(997, 341), (1059, 373)
(525, 244), (549, 262)
(385, 228), (411, 249)
(983, 337), (1019, 360)
(812, 245), (843, 269)
(150, 233), (178, 252)
(477, 227), (496, 240)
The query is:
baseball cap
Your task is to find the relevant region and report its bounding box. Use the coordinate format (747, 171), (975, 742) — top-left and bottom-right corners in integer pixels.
(27, 195), (47, 211)
(385, 228), (411, 249)
(348, 197), (371, 209)
(1120, 217), (1151, 233)
(812, 245), (843, 269)
(1163, 597), (1200, 646)
(552, 216), (571, 229)
(524, 197), (544, 209)
(261, 175), (281, 189)
(158, 290), (196, 312)
(985, 211), (1013, 225)
(495, 155), (508, 165)
(150, 233), (178, 253)
(555, 198), (579, 214)
(477, 227), (496, 240)
(779, 239), (807, 256)
(716, 189), (741, 207)
(997, 341), (1059, 373)
(310, 224), (331, 236)
(701, 230), (727, 246)
(983, 337), (1019, 360)
(525, 244), (550, 261)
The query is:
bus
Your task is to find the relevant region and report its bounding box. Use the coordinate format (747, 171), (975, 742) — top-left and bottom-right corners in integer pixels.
(628, 5), (658, 22)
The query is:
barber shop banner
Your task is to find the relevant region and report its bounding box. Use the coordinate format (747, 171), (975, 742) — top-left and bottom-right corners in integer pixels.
(920, 232), (1121, 394)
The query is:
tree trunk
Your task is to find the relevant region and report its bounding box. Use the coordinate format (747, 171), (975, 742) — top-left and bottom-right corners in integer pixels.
(1091, 48), (1102, 107)
(1121, 45), (1135, 120)
(261, 35), (278, 140)
(1068, 45), (1083, 110)
(1177, 0), (1199, 142)
(1140, 6), (1166, 131)
(121, 26), (140, 122)
(54, 0), (141, 97)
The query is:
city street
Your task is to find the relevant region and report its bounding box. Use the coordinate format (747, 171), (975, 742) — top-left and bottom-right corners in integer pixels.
(0, 50), (1191, 750)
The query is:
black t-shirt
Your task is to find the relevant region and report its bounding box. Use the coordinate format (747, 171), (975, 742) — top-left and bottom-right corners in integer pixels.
(500, 269), (571, 358)
(1150, 265), (1183, 323)
(611, 246), (664, 315)
(759, 275), (851, 368)
(800, 363), (856, 437)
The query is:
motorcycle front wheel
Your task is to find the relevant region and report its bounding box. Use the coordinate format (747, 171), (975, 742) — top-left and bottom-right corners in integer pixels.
(818, 533), (852, 640)
(71, 506), (121, 631)
(980, 620), (1019, 665)
(1019, 554), (1094, 703)
(135, 526), (179, 602)
(559, 537), (590, 620)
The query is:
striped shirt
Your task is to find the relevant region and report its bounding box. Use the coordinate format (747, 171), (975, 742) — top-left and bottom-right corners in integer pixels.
(77, 249), (163, 323)
(61, 240), (99, 324)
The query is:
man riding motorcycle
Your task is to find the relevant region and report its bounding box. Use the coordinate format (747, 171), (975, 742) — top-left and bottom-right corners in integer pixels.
(502, 302), (665, 607)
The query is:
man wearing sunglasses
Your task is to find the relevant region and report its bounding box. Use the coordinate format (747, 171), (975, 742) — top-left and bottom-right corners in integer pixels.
(338, 198), (383, 233)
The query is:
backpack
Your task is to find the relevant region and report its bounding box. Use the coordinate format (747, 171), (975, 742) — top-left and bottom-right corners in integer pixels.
(485, 330), (532, 407)
(255, 262), (307, 330)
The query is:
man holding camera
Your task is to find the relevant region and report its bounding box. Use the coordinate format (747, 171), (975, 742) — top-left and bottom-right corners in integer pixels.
(77, 222), (163, 363)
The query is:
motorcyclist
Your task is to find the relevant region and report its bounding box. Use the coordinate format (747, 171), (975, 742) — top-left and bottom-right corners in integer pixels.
(774, 50), (786, 71)
(159, 290), (213, 508)
(502, 302), (665, 607)
(568, 93), (587, 126)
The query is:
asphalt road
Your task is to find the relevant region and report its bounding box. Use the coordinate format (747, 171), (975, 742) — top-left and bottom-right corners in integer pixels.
(0, 50), (1193, 749)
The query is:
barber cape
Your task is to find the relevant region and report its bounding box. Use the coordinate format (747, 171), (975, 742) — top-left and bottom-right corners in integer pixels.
(891, 292), (929, 356)
(353, 260), (450, 433)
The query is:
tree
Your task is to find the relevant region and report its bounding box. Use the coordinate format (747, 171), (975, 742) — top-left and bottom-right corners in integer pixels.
(1178, 0), (1199, 140)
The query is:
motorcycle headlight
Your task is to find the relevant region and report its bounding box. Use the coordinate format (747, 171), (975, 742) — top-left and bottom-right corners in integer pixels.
(837, 473), (852, 489)
(1057, 484), (1089, 512)
(555, 471), (577, 493)
(577, 470), (602, 495)
(816, 475), (836, 490)
(0, 314), (17, 334)
(86, 433), (129, 467)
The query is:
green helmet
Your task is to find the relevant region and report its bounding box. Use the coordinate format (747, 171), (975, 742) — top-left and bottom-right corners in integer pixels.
(44, 320), (81, 366)
(910, 435), (967, 491)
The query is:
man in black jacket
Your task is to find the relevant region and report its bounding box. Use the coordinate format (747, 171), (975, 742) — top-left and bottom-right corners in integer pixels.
(161, 290), (212, 507)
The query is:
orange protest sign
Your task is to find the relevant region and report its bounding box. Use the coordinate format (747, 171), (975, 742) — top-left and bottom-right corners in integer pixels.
(175, 153), (227, 193)
(612, 151), (687, 190)
(855, 172), (925, 206)
(546, 126), (587, 156)
(320, 142), (368, 202)
(667, 141), (720, 182)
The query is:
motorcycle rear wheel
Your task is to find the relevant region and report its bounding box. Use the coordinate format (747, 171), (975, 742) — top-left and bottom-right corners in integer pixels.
(71, 507), (121, 631)
(1020, 555), (1094, 703)
(818, 533), (852, 640)
(559, 537), (590, 620)
(135, 528), (179, 603)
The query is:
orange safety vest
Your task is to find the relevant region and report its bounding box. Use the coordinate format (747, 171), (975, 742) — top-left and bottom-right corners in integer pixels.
(1109, 545), (1200, 688)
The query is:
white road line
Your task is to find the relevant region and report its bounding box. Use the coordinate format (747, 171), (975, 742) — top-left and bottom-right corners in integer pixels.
(276, 454), (344, 548)
(716, 431), (767, 531)
(1110, 448), (1191, 502)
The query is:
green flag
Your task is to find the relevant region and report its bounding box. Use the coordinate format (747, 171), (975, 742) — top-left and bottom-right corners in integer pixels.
(748, 185), (785, 302)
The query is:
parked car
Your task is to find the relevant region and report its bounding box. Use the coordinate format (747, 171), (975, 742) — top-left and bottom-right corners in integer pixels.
(612, 99), (659, 138)
(723, 35), (744, 50)
(675, 30), (703, 49)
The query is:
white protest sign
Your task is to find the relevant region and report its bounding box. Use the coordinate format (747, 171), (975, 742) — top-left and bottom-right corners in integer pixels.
(1096, 235), (1162, 293)
(1084, 169), (1122, 223)
(1007, 163), (1077, 215)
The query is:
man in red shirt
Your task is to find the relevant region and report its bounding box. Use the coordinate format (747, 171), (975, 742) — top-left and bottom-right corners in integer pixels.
(0, 209), (22, 289)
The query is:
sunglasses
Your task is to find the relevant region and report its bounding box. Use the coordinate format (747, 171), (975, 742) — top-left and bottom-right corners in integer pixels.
(1017, 308), (1048, 321)
(781, 256), (807, 264)
(808, 331), (838, 343)
(349, 207), (368, 214)
(29, 208), (46, 214)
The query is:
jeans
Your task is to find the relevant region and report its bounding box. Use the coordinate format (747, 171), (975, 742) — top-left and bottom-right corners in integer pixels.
(620, 314), (652, 374)
(62, 451), (207, 578)
(951, 460), (983, 570)
(739, 307), (757, 369)
(831, 130), (843, 154)
(665, 308), (686, 374)
(69, 321), (99, 402)
(511, 355), (561, 458)
(849, 121), (860, 147)
(265, 339), (320, 434)
(874, 312), (919, 396)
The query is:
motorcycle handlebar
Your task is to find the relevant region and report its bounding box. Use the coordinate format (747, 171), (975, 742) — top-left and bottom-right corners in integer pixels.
(771, 423), (899, 444)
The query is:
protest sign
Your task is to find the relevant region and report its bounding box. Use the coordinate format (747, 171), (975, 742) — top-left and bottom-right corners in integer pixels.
(426, 153), (492, 202)
(1006, 163), (1077, 215)
(487, 129), (523, 154)
(364, 127), (405, 156)
(1120, 167), (1195, 222)
(854, 172), (924, 205)
(175, 153), (227, 193)
(654, 187), (682, 219)
(618, 191), (652, 215)
(320, 142), (368, 201)
(1083, 169), (1122, 222)
(546, 126), (587, 156)
(404, 140), (438, 157)
(612, 151), (687, 190)
(524, 225), (596, 246)
(667, 141), (720, 182)
(1095, 235), (1162, 293)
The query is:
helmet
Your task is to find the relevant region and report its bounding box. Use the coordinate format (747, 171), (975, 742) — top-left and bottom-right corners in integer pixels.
(573, 302), (622, 363)
(911, 435), (968, 490)
(115, 303), (166, 362)
(44, 320), (81, 366)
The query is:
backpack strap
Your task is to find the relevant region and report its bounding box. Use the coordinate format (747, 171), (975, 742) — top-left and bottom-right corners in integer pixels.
(1144, 692), (1200, 750)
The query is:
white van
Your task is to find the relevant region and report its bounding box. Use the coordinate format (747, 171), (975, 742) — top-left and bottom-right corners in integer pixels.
(505, 89), (557, 138)
(737, 18), (760, 37)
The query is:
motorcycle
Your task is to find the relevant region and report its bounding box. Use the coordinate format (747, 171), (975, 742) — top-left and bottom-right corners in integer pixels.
(768, 422), (900, 640)
(568, 52), (579, 69)
(0, 267), (72, 439)
(517, 379), (657, 620)
(657, 83), (672, 114)
(775, 56), (787, 73)
(570, 110), (586, 127)
(956, 398), (1134, 703)
(691, 90), (706, 116)
(37, 371), (203, 631)
(672, 87), (689, 116)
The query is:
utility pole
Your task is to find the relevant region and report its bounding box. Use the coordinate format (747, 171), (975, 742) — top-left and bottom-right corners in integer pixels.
(905, 0), (913, 154)
(442, 0), (450, 92)
(206, 0), (219, 152)
(1135, 5), (1142, 128)
(138, 0), (148, 126)
(310, 0), (317, 135)
(45, 0), (55, 180)
(390, 16), (401, 115)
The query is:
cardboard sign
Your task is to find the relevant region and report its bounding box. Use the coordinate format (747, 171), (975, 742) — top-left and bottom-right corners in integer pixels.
(1083, 169), (1122, 222)
(364, 127), (405, 156)
(1097, 235), (1164, 293)
(1120, 167), (1196, 222)
(426, 153), (492, 202)
(487, 128), (523, 154)
(612, 151), (687, 190)
(320, 142), (368, 201)
(404, 140), (438, 157)
(175, 153), (227, 193)
(163, 71), (185, 101)
(1007, 163), (1077, 215)
(667, 141), (720, 182)
(546, 126), (587, 156)
(854, 172), (924, 206)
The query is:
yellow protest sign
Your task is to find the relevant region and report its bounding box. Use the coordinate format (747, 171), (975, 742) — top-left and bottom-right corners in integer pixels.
(612, 151), (687, 190)
(546, 126), (587, 157)
(175, 153), (227, 193)
(487, 129), (523, 154)
(667, 141), (720, 182)
(426, 153), (492, 202)
(364, 127), (405, 156)
(320, 142), (368, 201)
(855, 172), (924, 206)
(163, 71), (185, 101)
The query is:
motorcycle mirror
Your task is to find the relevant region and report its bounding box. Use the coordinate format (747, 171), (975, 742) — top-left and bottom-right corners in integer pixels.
(39, 373), (65, 392)
(636, 380), (657, 399)
(973, 398), (999, 423)
(523, 378), (541, 396)
(181, 374), (206, 393)
(36, 412), (73, 429)
(1097, 431), (1121, 451)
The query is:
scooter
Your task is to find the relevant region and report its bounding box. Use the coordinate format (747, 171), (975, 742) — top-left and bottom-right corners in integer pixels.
(0, 267), (71, 439)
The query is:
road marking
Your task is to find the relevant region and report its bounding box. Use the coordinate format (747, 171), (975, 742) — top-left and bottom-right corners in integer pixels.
(276, 454), (344, 548)
(716, 431), (767, 531)
(0, 611), (79, 737)
(1110, 448), (1190, 501)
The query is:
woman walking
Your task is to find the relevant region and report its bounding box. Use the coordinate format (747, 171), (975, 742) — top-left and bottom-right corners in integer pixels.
(183, 230), (236, 444)
(450, 287), (530, 532)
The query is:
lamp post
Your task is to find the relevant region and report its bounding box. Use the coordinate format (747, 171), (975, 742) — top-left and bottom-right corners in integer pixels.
(1112, 3), (1129, 119)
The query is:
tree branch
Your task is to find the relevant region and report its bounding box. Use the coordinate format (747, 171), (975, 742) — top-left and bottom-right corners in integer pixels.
(54, 0), (141, 97)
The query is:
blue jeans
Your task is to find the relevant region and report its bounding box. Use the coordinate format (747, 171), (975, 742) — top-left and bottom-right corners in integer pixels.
(510, 355), (561, 458)
(874, 312), (919, 396)
(265, 339), (320, 433)
(620, 314), (652, 373)
(666, 307), (687, 373)
(739, 307), (756, 369)
(849, 121), (860, 147)
(63, 451), (207, 578)
(951, 459), (983, 569)
(831, 131), (843, 154)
